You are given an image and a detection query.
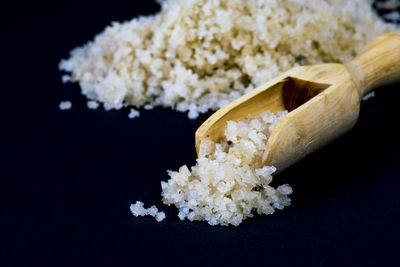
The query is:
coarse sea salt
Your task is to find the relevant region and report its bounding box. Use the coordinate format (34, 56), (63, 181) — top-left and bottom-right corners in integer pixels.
(130, 201), (166, 222)
(59, 0), (399, 118)
(161, 110), (292, 226)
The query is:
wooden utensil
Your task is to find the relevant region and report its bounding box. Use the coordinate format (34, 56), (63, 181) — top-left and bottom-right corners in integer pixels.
(195, 33), (400, 172)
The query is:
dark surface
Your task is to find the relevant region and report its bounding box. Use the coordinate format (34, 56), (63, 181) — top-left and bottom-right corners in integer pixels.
(2, 1), (400, 266)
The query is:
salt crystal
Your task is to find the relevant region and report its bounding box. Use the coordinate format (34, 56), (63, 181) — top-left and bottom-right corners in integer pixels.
(383, 11), (400, 22)
(155, 212), (166, 222)
(130, 201), (166, 222)
(87, 100), (100, 110)
(61, 75), (71, 84)
(362, 91), (375, 101)
(277, 184), (293, 195)
(130, 201), (146, 217)
(128, 108), (140, 119)
(59, 101), (72, 110)
(146, 205), (158, 217)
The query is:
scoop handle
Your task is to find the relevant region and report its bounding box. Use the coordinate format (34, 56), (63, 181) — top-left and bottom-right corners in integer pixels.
(345, 33), (400, 98)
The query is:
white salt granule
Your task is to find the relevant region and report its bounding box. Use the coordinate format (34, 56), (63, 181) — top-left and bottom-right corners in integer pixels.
(362, 91), (375, 101)
(87, 100), (100, 110)
(59, 101), (72, 110)
(161, 111), (292, 226)
(59, 0), (399, 118)
(177, 212), (186, 221)
(130, 201), (166, 222)
(61, 75), (71, 84)
(277, 184), (294, 195)
(383, 11), (400, 22)
(144, 104), (154, 110)
(131, 202), (148, 216)
(128, 108), (140, 119)
(130, 201), (147, 217)
(147, 205), (158, 217)
(155, 212), (166, 222)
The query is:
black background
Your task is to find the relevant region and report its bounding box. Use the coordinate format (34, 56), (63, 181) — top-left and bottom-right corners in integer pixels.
(2, 0), (400, 266)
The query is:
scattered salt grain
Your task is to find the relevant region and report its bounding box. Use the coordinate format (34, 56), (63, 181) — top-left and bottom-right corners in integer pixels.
(61, 75), (71, 84)
(59, 101), (72, 110)
(362, 91), (375, 101)
(87, 100), (100, 110)
(128, 108), (140, 119)
(130, 201), (166, 222)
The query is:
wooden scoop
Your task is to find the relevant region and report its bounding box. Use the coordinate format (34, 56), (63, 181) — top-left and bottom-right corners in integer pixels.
(195, 33), (400, 172)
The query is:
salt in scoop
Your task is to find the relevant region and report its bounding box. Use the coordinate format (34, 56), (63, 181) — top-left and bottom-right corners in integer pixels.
(196, 33), (400, 172)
